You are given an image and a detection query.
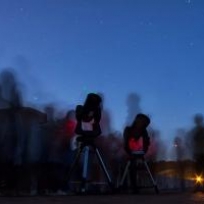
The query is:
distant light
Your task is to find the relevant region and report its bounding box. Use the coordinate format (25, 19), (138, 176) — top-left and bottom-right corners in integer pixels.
(33, 96), (39, 101)
(195, 175), (203, 184)
(99, 19), (104, 25)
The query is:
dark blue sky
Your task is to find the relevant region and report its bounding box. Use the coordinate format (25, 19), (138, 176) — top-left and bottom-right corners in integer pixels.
(0, 0), (204, 142)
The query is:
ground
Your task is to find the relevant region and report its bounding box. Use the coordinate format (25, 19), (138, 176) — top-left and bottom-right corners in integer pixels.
(0, 192), (203, 204)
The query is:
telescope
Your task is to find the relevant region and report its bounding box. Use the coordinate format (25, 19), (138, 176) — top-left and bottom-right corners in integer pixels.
(124, 113), (151, 155)
(75, 93), (102, 142)
(65, 93), (113, 193)
(119, 113), (159, 194)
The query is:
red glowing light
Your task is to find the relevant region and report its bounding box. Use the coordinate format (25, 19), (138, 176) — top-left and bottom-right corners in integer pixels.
(65, 120), (76, 137)
(128, 137), (143, 151)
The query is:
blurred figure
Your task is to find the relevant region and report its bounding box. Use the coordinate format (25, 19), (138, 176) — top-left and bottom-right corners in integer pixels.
(41, 105), (57, 163)
(0, 85), (10, 109)
(41, 104), (67, 194)
(63, 110), (77, 152)
(145, 128), (161, 162)
(96, 132), (123, 186)
(17, 107), (46, 195)
(0, 68), (23, 108)
(145, 128), (162, 185)
(0, 68), (23, 165)
(98, 92), (113, 136)
(0, 68), (23, 195)
(185, 114), (204, 191)
(174, 129), (186, 161)
(59, 109), (77, 192)
(173, 129), (186, 191)
(125, 93), (142, 126)
(188, 114), (204, 190)
(191, 114), (204, 173)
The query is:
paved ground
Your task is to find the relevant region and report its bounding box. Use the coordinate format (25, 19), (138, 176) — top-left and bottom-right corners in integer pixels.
(0, 192), (203, 204)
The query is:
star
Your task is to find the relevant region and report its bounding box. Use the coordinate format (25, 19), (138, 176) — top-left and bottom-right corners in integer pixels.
(19, 7), (24, 12)
(33, 96), (39, 101)
(99, 19), (104, 25)
(189, 42), (195, 48)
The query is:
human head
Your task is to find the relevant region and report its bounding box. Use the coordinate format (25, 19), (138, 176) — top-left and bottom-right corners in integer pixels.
(194, 114), (203, 127)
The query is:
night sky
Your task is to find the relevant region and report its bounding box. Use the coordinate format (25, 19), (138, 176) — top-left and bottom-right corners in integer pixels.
(0, 0), (204, 144)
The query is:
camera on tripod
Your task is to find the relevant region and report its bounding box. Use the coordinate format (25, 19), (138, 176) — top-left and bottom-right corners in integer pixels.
(65, 93), (113, 193)
(119, 114), (159, 193)
(75, 93), (102, 143)
(124, 113), (151, 155)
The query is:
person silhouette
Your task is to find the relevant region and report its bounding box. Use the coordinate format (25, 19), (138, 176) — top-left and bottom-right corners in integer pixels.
(189, 114), (204, 191)
(125, 93), (142, 126)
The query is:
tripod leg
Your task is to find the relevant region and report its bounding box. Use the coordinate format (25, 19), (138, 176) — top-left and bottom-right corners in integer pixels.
(95, 148), (113, 188)
(119, 160), (131, 187)
(143, 159), (159, 193)
(143, 160), (156, 185)
(81, 146), (90, 193)
(65, 146), (83, 182)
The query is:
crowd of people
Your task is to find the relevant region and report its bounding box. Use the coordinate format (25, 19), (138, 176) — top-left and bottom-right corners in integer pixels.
(0, 68), (203, 195)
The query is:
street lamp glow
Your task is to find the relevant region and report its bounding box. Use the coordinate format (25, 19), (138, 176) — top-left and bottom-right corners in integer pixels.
(195, 175), (203, 184)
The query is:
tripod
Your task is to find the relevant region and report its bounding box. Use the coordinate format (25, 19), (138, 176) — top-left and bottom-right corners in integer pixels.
(65, 137), (113, 193)
(119, 151), (159, 193)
